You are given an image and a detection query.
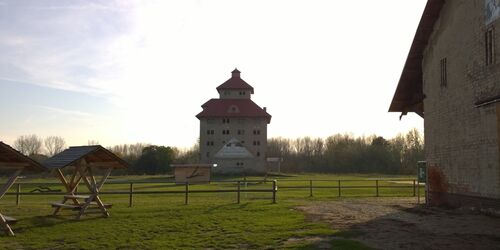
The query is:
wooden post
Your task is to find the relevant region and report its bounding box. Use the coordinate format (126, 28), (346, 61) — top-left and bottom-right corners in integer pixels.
(375, 180), (379, 197)
(16, 184), (20, 206)
(129, 183), (133, 207)
(413, 180), (416, 197)
(272, 180), (277, 204)
(185, 182), (189, 205)
(338, 180), (341, 197)
(309, 180), (313, 197)
(237, 181), (241, 204)
(417, 180), (420, 204)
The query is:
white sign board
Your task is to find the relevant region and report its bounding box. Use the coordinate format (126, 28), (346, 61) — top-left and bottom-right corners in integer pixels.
(266, 157), (283, 162)
(486, 0), (500, 25)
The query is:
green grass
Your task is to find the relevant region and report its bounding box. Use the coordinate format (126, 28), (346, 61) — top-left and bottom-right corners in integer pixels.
(0, 174), (420, 249)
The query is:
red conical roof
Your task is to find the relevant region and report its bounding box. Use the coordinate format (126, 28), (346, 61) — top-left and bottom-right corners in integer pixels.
(216, 69), (254, 93)
(196, 99), (271, 123)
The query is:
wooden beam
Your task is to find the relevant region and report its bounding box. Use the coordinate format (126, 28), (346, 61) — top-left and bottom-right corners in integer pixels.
(0, 162), (28, 169)
(0, 213), (14, 236)
(77, 166), (94, 193)
(87, 167), (97, 191)
(0, 169), (23, 200)
(88, 162), (122, 168)
(55, 169), (70, 191)
(96, 168), (112, 192)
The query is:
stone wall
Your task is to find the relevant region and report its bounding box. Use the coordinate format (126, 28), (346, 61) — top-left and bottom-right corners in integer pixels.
(199, 117), (268, 173)
(422, 0), (500, 206)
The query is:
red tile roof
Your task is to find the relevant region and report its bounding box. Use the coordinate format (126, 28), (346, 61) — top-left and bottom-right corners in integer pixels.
(216, 69), (254, 93)
(389, 0), (445, 118)
(196, 99), (271, 123)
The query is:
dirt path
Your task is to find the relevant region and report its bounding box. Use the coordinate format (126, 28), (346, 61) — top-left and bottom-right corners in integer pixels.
(296, 197), (500, 250)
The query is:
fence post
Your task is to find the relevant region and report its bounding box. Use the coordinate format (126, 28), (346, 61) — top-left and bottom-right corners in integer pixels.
(413, 180), (416, 197)
(272, 180), (277, 204)
(16, 183), (20, 206)
(417, 180), (420, 204)
(128, 183), (133, 207)
(185, 182), (189, 205)
(338, 180), (341, 197)
(375, 180), (379, 197)
(237, 181), (241, 204)
(309, 180), (313, 197)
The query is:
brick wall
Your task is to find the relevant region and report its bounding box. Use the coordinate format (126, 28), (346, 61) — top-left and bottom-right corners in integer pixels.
(199, 118), (268, 174)
(422, 0), (500, 206)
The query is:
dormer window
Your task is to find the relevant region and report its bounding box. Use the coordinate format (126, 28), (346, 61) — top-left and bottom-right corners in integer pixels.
(228, 105), (239, 113)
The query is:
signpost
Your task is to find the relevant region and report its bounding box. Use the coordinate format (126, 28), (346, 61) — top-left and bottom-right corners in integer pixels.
(267, 157), (283, 174)
(417, 161), (426, 204)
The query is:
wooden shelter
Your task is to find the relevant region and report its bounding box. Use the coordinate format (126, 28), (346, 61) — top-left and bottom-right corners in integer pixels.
(43, 146), (128, 219)
(171, 164), (215, 184)
(0, 142), (47, 236)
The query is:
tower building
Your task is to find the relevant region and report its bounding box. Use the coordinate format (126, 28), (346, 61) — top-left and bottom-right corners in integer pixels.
(196, 69), (271, 174)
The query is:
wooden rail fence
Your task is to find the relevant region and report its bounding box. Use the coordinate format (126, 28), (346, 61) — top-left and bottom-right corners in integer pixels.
(3, 179), (422, 207)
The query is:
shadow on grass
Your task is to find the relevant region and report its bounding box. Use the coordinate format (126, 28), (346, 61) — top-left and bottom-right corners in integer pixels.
(14, 214), (106, 233)
(205, 203), (250, 213)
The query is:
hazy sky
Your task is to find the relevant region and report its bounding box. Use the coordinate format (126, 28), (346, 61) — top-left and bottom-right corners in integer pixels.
(0, 0), (426, 148)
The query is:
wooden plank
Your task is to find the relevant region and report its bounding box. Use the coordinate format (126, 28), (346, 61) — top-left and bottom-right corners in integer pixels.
(64, 195), (90, 200)
(0, 214), (14, 236)
(0, 163), (28, 169)
(88, 162), (122, 168)
(87, 203), (112, 209)
(68, 165), (81, 191)
(92, 195), (110, 217)
(53, 168), (79, 215)
(96, 168), (112, 191)
(3, 216), (17, 224)
(77, 167), (94, 194)
(55, 169), (71, 191)
(87, 167), (97, 192)
(51, 203), (81, 209)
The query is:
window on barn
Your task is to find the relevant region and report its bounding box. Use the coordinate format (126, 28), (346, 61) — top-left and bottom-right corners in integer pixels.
(440, 57), (447, 88)
(486, 27), (495, 66)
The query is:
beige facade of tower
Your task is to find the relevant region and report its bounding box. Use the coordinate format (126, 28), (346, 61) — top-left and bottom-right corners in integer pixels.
(197, 69), (271, 174)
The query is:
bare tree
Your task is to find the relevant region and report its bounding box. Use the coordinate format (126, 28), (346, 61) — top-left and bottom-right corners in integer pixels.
(13, 135), (43, 156)
(88, 140), (99, 146)
(44, 136), (66, 156)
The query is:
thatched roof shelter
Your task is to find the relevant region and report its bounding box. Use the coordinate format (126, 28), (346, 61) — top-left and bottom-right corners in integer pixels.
(0, 141), (47, 236)
(44, 145), (128, 219)
(43, 145), (128, 169)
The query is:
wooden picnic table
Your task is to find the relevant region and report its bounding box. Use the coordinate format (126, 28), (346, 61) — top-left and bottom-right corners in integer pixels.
(0, 142), (47, 236)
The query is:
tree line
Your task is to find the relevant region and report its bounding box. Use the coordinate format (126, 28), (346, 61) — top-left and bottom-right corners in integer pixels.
(267, 129), (424, 174)
(8, 128), (423, 175)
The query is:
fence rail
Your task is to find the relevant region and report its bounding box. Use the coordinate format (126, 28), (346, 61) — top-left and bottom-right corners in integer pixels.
(3, 179), (423, 207)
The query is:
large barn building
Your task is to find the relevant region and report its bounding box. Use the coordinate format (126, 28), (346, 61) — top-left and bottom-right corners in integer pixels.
(197, 69), (271, 174)
(390, 0), (500, 210)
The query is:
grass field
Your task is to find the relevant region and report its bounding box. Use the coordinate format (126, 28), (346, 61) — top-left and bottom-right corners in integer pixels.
(0, 173), (421, 249)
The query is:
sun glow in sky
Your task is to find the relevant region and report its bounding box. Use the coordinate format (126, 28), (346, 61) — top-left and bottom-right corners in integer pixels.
(0, 0), (426, 148)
